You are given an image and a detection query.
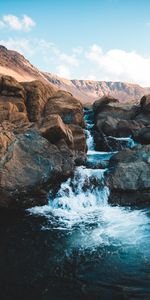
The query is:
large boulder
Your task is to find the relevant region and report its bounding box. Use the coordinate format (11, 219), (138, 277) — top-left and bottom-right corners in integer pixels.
(68, 124), (87, 152)
(93, 96), (119, 115)
(0, 76), (87, 209)
(107, 145), (150, 205)
(22, 80), (55, 122)
(0, 75), (28, 125)
(0, 129), (75, 209)
(99, 117), (143, 137)
(40, 114), (73, 146)
(140, 94), (150, 113)
(134, 126), (150, 145)
(43, 90), (84, 126)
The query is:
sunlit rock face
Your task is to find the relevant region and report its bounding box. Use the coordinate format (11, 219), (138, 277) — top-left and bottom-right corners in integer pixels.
(0, 75), (86, 209)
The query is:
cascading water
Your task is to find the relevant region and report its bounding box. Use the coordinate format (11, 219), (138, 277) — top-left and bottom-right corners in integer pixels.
(29, 109), (150, 250)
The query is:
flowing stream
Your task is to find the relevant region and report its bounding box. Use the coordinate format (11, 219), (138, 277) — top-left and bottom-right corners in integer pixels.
(0, 109), (150, 300)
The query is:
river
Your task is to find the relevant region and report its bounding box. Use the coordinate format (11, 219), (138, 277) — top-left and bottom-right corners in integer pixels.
(0, 109), (150, 300)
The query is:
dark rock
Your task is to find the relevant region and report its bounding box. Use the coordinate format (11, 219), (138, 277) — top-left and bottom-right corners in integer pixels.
(107, 145), (150, 205)
(93, 96), (119, 115)
(134, 126), (150, 145)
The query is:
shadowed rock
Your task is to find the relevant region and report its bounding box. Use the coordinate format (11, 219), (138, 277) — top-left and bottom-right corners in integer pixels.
(107, 145), (150, 205)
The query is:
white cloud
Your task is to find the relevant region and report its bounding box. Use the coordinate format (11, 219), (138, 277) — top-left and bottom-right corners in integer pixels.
(56, 64), (71, 78)
(72, 46), (83, 54)
(58, 53), (79, 66)
(0, 14), (36, 32)
(86, 44), (150, 86)
(1, 37), (150, 86)
(0, 38), (79, 77)
(23, 15), (35, 31)
(0, 38), (35, 56)
(0, 20), (5, 29)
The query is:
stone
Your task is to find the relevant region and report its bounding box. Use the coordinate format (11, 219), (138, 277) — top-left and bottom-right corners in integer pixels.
(68, 124), (87, 152)
(0, 129), (75, 209)
(43, 90), (84, 126)
(22, 80), (55, 122)
(40, 114), (73, 146)
(107, 145), (150, 205)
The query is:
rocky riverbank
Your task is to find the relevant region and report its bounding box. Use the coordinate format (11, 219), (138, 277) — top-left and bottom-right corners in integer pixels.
(0, 75), (87, 209)
(92, 95), (150, 205)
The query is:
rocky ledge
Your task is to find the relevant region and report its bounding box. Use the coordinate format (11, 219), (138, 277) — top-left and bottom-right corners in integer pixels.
(0, 75), (87, 209)
(92, 95), (150, 206)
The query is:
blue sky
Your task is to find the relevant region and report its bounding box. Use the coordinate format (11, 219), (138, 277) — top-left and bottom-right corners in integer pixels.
(0, 0), (150, 85)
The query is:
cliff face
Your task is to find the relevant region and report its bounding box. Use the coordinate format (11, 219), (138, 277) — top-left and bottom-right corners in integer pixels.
(44, 73), (150, 104)
(0, 45), (150, 104)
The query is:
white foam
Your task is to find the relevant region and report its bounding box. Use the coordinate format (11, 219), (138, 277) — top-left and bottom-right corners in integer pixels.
(108, 136), (137, 148)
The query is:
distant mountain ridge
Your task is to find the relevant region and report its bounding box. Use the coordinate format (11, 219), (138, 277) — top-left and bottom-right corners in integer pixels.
(0, 45), (150, 104)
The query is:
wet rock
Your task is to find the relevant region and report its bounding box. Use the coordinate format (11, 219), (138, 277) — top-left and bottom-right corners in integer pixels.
(107, 145), (150, 205)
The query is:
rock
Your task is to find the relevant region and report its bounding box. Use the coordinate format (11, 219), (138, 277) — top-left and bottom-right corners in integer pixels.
(0, 76), (87, 209)
(0, 129), (75, 209)
(68, 124), (87, 152)
(22, 80), (55, 122)
(43, 90), (84, 126)
(133, 94), (150, 125)
(107, 145), (150, 205)
(40, 114), (73, 146)
(0, 128), (15, 159)
(0, 75), (28, 125)
(93, 96), (119, 115)
(93, 97), (137, 135)
(134, 126), (150, 144)
(140, 94), (150, 113)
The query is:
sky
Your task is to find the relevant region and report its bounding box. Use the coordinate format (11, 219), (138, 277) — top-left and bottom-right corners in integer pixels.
(0, 0), (150, 85)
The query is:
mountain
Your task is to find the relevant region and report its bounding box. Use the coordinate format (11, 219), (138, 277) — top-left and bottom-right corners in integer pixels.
(0, 45), (150, 104)
(44, 73), (150, 104)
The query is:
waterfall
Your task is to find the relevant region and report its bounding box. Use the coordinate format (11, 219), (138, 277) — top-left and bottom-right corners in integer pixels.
(85, 129), (95, 151)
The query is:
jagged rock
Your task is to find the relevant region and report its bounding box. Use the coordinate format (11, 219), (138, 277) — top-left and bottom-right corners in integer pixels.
(40, 114), (73, 146)
(0, 75), (28, 125)
(134, 126), (150, 144)
(43, 90), (84, 126)
(93, 96), (119, 115)
(0, 75), (87, 209)
(100, 117), (143, 137)
(0, 127), (15, 159)
(140, 94), (150, 113)
(68, 124), (87, 152)
(22, 80), (55, 122)
(107, 145), (150, 205)
(0, 129), (75, 209)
